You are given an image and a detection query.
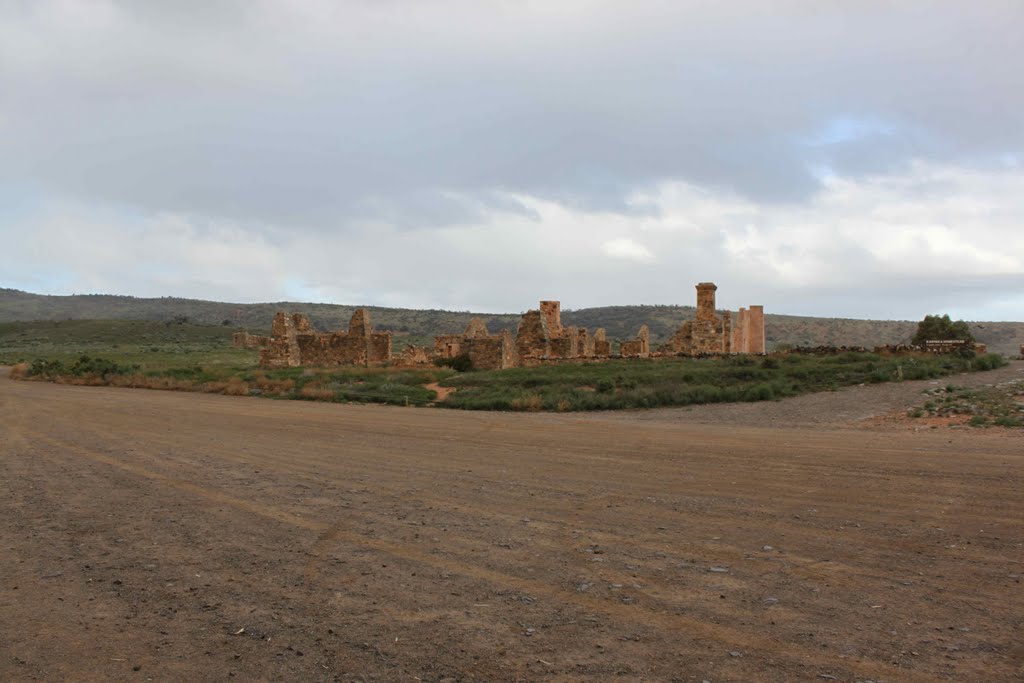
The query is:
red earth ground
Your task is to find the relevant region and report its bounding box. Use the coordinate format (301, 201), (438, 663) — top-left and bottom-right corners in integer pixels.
(1, 364), (1022, 682)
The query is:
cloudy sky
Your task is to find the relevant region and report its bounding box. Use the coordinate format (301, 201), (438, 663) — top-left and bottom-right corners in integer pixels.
(1, 1), (1022, 320)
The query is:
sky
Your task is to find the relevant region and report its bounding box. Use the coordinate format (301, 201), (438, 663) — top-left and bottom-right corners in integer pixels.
(1, 0), (1022, 321)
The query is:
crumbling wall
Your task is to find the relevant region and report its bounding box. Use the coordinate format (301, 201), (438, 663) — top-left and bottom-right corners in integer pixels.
(463, 330), (517, 370)
(434, 319), (517, 370)
(731, 308), (747, 354)
(258, 308), (392, 368)
(696, 282), (718, 321)
(593, 328), (611, 357)
(464, 317), (490, 339)
(516, 309), (553, 359)
(539, 301), (563, 336)
(729, 305), (765, 354)
(620, 324), (651, 358)
(396, 344), (431, 367)
(233, 331), (270, 349)
(745, 305), (765, 354)
(662, 283), (757, 356)
(515, 301), (595, 362)
(577, 328), (595, 358)
(434, 335), (463, 359)
(260, 312), (302, 367)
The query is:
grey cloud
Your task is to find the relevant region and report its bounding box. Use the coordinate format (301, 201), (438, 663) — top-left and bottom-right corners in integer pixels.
(2, 0), (1023, 230)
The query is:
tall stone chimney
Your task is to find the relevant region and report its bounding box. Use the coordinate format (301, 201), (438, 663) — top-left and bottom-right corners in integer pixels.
(539, 301), (562, 336)
(695, 282), (717, 321)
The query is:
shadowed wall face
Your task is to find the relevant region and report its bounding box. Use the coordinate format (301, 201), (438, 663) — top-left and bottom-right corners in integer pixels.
(696, 283), (718, 322)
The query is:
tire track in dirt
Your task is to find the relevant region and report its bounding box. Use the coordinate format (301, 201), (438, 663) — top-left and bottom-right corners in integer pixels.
(22, 428), (953, 683)
(3, 375), (1022, 681)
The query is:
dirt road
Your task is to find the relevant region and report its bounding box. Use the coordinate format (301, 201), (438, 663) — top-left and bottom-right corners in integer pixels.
(1, 373), (1022, 682)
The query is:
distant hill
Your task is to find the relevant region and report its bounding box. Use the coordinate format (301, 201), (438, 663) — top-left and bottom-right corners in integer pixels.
(1, 288), (1021, 355)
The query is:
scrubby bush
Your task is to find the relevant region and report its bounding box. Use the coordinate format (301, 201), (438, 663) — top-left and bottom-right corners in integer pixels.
(434, 353), (473, 372)
(912, 314), (974, 346)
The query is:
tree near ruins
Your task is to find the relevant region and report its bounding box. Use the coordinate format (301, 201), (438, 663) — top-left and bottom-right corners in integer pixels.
(912, 314), (974, 346)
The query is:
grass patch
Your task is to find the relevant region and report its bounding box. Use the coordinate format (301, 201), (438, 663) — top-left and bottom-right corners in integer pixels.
(439, 352), (1009, 411)
(907, 376), (1023, 429)
(3, 319), (1011, 412)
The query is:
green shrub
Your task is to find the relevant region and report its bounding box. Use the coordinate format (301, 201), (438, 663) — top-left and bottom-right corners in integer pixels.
(434, 353), (473, 372)
(974, 353), (1007, 371)
(28, 358), (67, 378)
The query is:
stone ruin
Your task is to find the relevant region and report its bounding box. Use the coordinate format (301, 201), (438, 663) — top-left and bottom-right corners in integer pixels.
(731, 305), (766, 355)
(434, 318), (517, 370)
(232, 330), (270, 350)
(257, 309), (392, 368)
(660, 282), (764, 356)
(429, 301), (620, 370)
(517, 302), (579, 362)
(619, 325), (650, 358)
(238, 283), (768, 371)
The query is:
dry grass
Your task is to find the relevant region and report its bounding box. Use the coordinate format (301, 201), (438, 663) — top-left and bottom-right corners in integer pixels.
(203, 377), (251, 396)
(8, 362), (29, 380)
(299, 384), (336, 401)
(252, 371), (295, 396)
(510, 394), (543, 412)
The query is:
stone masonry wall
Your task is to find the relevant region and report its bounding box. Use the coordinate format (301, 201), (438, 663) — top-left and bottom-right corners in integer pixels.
(661, 282), (737, 356)
(620, 324), (651, 358)
(434, 318), (517, 370)
(233, 331), (270, 349)
(259, 308), (392, 368)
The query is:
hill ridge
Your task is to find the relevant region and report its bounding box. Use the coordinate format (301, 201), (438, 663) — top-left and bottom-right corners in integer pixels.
(1, 288), (1021, 354)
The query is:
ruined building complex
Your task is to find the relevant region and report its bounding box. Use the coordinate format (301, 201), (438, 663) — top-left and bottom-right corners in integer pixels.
(257, 309), (392, 368)
(239, 283), (767, 370)
(432, 301), (626, 370)
(434, 318), (517, 370)
(659, 283), (765, 356)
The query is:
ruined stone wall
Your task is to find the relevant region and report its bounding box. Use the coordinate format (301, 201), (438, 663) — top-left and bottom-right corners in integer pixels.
(434, 335), (463, 359)
(539, 301), (562, 336)
(593, 329), (611, 357)
(368, 333), (392, 363)
(258, 308), (392, 368)
(745, 305), (765, 354)
(722, 313), (732, 354)
(620, 324), (651, 358)
(731, 308), (746, 354)
(433, 319), (517, 370)
(395, 345), (431, 367)
(516, 309), (553, 359)
(577, 328), (595, 358)
(550, 333), (579, 359)
(515, 302), (597, 363)
(463, 331), (517, 370)
(260, 312), (301, 367)
(696, 282), (718, 321)
(464, 317), (490, 339)
(233, 331), (270, 350)
(661, 283), (733, 356)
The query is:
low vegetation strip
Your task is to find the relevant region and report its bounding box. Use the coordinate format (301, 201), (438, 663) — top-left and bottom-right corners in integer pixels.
(907, 379), (1024, 428)
(437, 352), (1007, 411)
(9, 351), (1008, 412)
(11, 358), (453, 407)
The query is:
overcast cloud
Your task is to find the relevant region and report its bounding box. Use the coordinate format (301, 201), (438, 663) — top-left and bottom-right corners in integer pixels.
(1, 0), (1022, 320)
